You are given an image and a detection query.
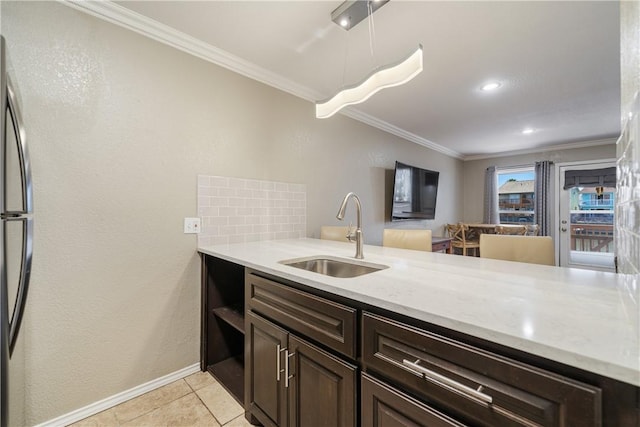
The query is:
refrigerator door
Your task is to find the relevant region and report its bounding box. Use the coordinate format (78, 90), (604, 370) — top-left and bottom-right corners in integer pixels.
(5, 217), (32, 357)
(0, 34), (9, 427)
(5, 331), (24, 427)
(3, 218), (28, 427)
(1, 35), (32, 427)
(4, 75), (31, 217)
(4, 76), (32, 356)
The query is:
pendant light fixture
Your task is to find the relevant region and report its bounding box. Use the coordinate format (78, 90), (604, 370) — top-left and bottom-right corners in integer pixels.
(316, 0), (423, 119)
(316, 46), (423, 119)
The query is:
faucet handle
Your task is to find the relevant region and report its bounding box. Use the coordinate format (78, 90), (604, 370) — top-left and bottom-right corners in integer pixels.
(346, 222), (356, 242)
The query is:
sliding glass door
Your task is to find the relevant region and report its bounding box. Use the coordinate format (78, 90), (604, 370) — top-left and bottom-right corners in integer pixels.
(558, 161), (616, 272)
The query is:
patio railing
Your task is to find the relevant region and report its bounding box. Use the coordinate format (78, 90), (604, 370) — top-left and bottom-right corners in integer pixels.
(570, 223), (614, 252)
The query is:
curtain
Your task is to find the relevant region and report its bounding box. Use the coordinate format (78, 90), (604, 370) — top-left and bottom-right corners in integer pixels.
(534, 161), (552, 236)
(483, 166), (499, 224)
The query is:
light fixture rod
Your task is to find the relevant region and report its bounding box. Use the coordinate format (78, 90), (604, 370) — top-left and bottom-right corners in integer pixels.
(331, 0), (389, 30)
(316, 45), (423, 119)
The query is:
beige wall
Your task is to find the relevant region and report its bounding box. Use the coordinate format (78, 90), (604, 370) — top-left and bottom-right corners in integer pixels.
(3, 2), (462, 423)
(462, 143), (617, 225)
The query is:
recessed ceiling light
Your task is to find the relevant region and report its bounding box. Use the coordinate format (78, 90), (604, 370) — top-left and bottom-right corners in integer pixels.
(340, 17), (350, 27)
(481, 82), (501, 91)
(522, 128), (534, 135)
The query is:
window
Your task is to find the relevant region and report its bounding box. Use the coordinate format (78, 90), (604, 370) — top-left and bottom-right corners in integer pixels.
(497, 167), (535, 224)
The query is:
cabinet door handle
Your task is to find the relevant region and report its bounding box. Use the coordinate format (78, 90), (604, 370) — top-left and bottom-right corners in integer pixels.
(285, 350), (295, 388)
(402, 359), (493, 405)
(276, 345), (286, 381)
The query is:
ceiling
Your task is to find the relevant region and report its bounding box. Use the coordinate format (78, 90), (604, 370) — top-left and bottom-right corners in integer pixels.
(109, 1), (621, 159)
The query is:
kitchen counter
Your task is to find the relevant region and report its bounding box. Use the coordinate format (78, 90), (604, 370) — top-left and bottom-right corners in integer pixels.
(198, 238), (640, 387)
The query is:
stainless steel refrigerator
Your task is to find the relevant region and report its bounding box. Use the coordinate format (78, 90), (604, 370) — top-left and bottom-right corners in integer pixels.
(0, 35), (34, 427)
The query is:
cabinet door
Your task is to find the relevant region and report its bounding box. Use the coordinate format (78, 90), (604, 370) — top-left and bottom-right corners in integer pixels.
(362, 373), (466, 427)
(287, 335), (357, 427)
(245, 311), (288, 427)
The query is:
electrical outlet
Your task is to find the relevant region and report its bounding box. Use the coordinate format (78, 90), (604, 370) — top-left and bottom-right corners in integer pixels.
(184, 217), (201, 234)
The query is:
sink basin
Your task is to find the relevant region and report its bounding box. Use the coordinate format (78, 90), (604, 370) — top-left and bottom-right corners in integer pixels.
(279, 256), (388, 278)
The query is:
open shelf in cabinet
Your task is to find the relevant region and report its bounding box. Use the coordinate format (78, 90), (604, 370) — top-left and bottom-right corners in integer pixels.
(207, 355), (244, 402)
(201, 255), (245, 404)
(212, 304), (244, 334)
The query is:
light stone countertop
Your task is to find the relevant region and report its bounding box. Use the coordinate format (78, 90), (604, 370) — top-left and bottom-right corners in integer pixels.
(198, 238), (640, 387)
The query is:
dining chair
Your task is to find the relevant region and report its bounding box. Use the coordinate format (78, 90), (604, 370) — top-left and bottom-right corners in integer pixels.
(525, 224), (540, 236)
(382, 229), (432, 252)
(445, 223), (480, 256)
(479, 234), (555, 266)
(320, 225), (351, 242)
(495, 225), (527, 235)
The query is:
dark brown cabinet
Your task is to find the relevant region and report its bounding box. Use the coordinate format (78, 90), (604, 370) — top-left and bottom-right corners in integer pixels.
(361, 312), (602, 427)
(245, 271), (357, 359)
(287, 335), (356, 427)
(200, 255), (246, 402)
(245, 310), (357, 427)
(362, 372), (466, 427)
(245, 311), (287, 427)
(200, 255), (638, 427)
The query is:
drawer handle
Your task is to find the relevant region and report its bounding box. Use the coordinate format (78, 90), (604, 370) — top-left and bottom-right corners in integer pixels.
(402, 359), (493, 405)
(285, 350), (296, 388)
(276, 345), (287, 381)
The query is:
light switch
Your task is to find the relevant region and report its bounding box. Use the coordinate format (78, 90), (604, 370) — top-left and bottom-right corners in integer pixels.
(184, 217), (201, 234)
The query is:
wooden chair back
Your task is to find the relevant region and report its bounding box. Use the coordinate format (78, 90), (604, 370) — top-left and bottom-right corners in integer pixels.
(495, 225), (527, 235)
(445, 223), (480, 256)
(446, 223), (467, 243)
(525, 224), (540, 236)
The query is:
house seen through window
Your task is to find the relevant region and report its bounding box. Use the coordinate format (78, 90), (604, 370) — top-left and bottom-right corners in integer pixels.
(497, 169), (535, 224)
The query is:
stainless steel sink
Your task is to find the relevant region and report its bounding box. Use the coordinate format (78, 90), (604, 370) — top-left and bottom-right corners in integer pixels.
(279, 256), (388, 278)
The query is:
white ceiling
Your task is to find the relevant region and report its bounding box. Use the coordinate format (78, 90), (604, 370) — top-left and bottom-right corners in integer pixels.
(110, 1), (621, 159)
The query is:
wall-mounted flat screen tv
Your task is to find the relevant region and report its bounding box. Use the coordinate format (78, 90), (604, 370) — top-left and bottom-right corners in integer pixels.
(391, 161), (439, 221)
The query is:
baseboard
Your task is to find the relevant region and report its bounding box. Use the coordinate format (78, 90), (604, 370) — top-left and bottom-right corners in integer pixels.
(35, 363), (201, 427)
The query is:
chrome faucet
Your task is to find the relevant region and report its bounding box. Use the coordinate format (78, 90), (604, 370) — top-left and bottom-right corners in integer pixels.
(336, 192), (364, 259)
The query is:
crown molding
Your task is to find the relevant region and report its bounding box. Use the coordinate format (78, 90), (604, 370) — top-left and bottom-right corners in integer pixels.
(61, 0), (319, 101)
(342, 108), (464, 159)
(462, 137), (618, 161)
(60, 0), (462, 160)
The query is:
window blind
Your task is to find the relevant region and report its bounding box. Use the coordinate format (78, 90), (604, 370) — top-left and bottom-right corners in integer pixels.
(563, 167), (616, 189)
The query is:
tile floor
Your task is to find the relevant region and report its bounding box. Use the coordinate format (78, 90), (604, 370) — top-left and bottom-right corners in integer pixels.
(70, 372), (252, 427)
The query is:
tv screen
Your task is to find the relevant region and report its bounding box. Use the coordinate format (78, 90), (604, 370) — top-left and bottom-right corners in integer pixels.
(391, 161), (439, 221)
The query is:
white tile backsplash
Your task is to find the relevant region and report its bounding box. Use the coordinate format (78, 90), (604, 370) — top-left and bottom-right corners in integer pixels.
(616, 91), (640, 274)
(617, 2), (640, 275)
(197, 175), (306, 246)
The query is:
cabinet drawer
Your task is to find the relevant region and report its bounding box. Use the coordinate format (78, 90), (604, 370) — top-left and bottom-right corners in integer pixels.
(362, 373), (466, 427)
(362, 312), (602, 427)
(246, 272), (357, 359)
